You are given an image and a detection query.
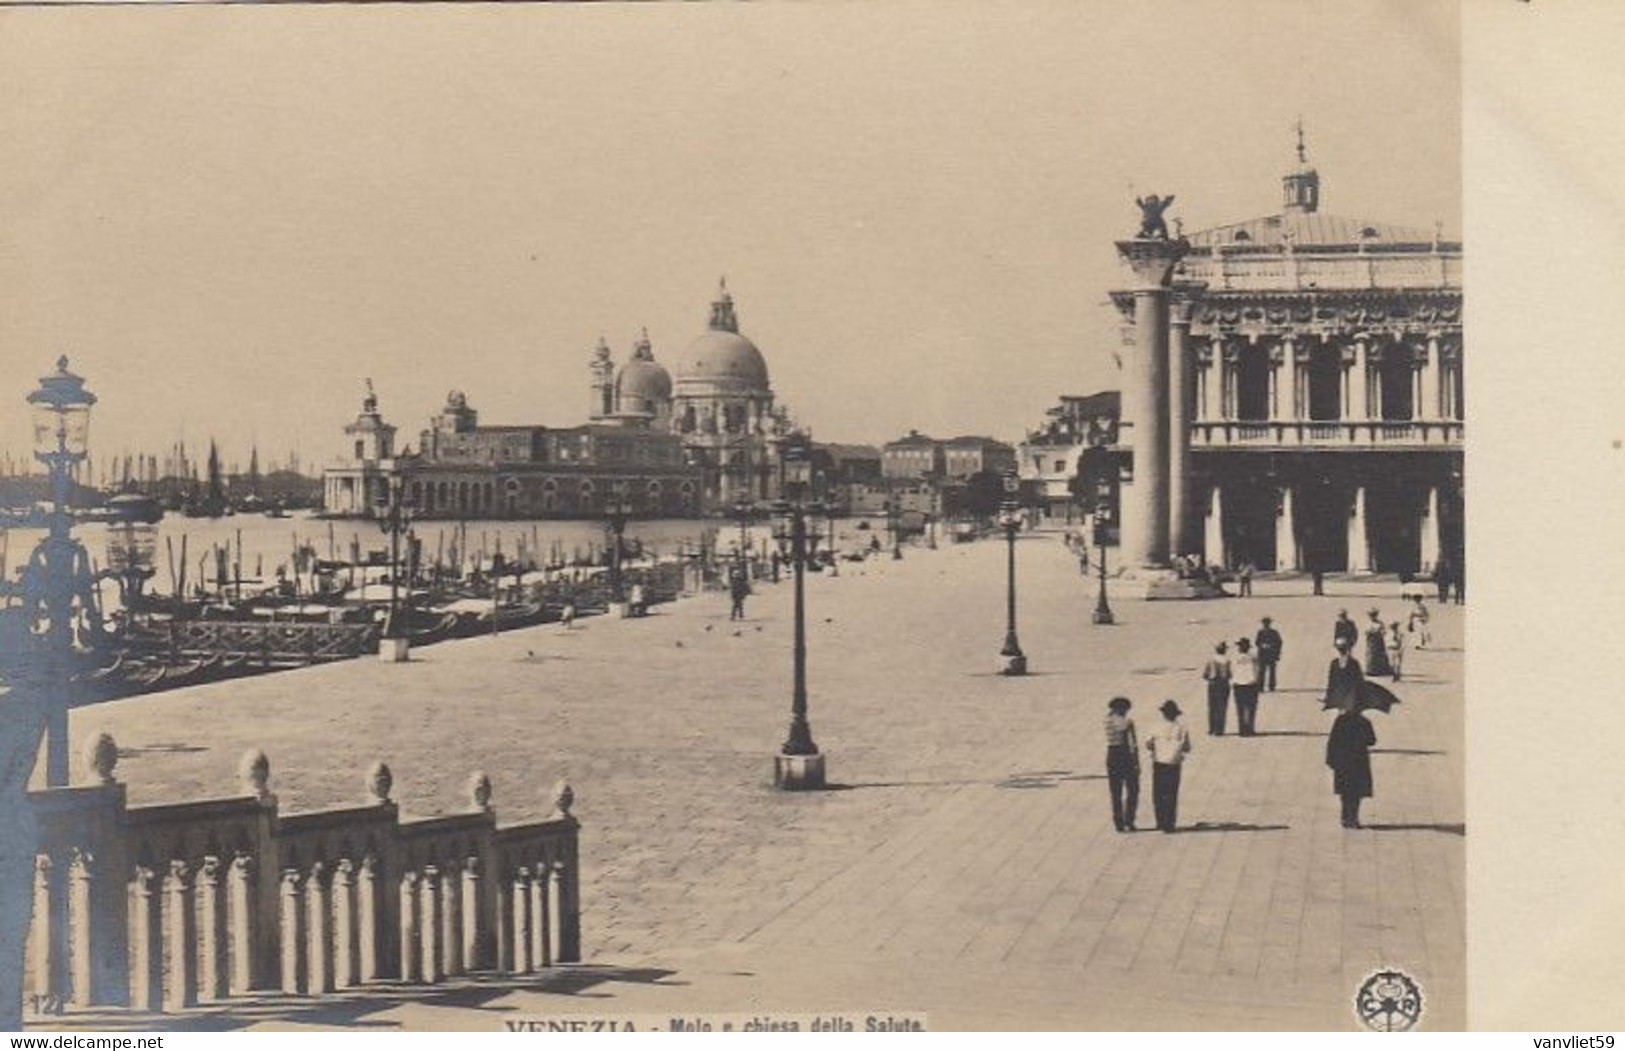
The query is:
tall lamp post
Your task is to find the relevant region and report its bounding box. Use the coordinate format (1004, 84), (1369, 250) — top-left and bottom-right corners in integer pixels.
(888, 499), (903, 560)
(605, 486), (632, 616)
(0, 359), (98, 1028)
(377, 473), (413, 661)
(734, 497), (752, 571)
(771, 453), (826, 790)
(16, 357), (102, 782)
(996, 469), (1028, 675)
(1092, 509), (1115, 625)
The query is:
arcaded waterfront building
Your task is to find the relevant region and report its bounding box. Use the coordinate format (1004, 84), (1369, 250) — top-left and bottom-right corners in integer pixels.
(1111, 142), (1463, 576)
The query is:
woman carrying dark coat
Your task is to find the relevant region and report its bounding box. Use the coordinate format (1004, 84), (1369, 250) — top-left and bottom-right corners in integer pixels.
(1327, 705), (1377, 828)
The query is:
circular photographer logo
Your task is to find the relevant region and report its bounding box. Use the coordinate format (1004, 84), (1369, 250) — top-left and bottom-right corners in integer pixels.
(1354, 969), (1424, 1032)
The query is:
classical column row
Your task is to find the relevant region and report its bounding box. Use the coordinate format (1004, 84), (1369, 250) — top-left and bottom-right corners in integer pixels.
(1199, 481), (1445, 574)
(1192, 332), (1458, 423)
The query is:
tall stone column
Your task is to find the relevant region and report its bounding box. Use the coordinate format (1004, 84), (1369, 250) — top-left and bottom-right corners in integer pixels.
(1275, 485), (1299, 572)
(1168, 286), (1201, 558)
(1420, 485), (1441, 574)
(1198, 339), (1220, 421)
(1115, 237), (1187, 570)
(1348, 337), (1370, 421)
(1204, 484), (1227, 569)
(1280, 336), (1299, 420)
(1347, 486), (1371, 573)
(1421, 335), (1442, 421)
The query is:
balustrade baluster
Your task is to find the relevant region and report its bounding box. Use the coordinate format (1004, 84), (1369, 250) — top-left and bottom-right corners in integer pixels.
(68, 851), (94, 1009)
(196, 858), (227, 1002)
(333, 860), (358, 988)
(306, 863), (333, 994)
(461, 859), (483, 973)
(129, 867), (162, 1012)
(419, 867), (443, 984)
(163, 861), (197, 1011)
(227, 855), (255, 996)
(279, 870), (306, 994)
(30, 855), (62, 1014)
(510, 867), (533, 974)
(399, 872), (422, 982)
(357, 856), (380, 983)
(441, 863), (463, 978)
(530, 865), (551, 968)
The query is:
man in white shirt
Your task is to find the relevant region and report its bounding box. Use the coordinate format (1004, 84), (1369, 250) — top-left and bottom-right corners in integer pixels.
(1145, 700), (1193, 833)
(1231, 637), (1261, 736)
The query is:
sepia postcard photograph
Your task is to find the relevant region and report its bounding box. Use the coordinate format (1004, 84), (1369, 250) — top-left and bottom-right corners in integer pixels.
(0, 0), (1612, 1035)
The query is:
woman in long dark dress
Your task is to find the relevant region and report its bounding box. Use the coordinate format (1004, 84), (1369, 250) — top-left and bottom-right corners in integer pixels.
(1327, 706), (1377, 828)
(1363, 608), (1394, 678)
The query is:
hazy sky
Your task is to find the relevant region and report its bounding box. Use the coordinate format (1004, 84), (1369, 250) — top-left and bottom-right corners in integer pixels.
(0, 0), (1460, 470)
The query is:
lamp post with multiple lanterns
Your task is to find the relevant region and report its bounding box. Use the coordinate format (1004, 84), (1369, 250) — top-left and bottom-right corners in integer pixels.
(605, 486), (633, 614)
(377, 473), (413, 660)
(771, 449), (827, 790)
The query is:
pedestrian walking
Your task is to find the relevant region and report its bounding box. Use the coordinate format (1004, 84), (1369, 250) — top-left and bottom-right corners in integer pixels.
(1103, 697), (1140, 832)
(1311, 565), (1325, 596)
(1333, 608), (1359, 651)
(1364, 608), (1394, 678)
(1325, 639), (1364, 711)
(1435, 557), (1451, 605)
(1237, 561), (1254, 597)
(1146, 700), (1192, 833)
(1255, 616), (1283, 692)
(1202, 641), (1232, 735)
(1408, 595), (1432, 649)
(1232, 637), (1261, 736)
(1327, 702), (1378, 829)
(1387, 620), (1407, 682)
(729, 565), (750, 620)
(560, 595), (577, 630)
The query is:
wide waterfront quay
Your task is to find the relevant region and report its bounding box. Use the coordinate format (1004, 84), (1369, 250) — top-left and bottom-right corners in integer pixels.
(64, 531), (1463, 1031)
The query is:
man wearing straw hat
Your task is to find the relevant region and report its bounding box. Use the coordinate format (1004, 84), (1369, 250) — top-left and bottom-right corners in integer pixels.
(1145, 700), (1193, 833)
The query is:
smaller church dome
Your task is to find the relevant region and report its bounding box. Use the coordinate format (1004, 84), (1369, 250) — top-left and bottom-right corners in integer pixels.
(616, 330), (672, 403)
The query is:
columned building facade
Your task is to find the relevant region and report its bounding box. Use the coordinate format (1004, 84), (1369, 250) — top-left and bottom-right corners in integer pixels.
(1112, 144), (1463, 576)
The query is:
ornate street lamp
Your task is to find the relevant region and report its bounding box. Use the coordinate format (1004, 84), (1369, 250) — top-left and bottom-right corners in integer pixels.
(771, 452), (826, 790)
(995, 469), (1028, 675)
(8, 357), (103, 786)
(376, 473), (413, 661)
(887, 499), (903, 560)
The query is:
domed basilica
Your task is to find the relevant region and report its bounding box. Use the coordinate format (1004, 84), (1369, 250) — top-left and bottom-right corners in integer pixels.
(590, 279), (793, 507)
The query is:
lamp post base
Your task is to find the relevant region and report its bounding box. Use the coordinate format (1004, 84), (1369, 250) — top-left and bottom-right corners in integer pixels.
(379, 636), (411, 663)
(998, 652), (1028, 676)
(774, 751), (827, 791)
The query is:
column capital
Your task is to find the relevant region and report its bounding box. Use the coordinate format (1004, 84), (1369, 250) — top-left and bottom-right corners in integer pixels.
(1170, 280), (1206, 323)
(1115, 238), (1190, 290)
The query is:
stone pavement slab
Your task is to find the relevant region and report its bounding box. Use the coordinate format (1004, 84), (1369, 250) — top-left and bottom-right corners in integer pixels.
(73, 530), (1464, 1030)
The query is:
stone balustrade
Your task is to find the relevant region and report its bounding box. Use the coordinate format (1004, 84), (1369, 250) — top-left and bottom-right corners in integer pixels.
(1190, 419), (1463, 449)
(21, 735), (580, 1019)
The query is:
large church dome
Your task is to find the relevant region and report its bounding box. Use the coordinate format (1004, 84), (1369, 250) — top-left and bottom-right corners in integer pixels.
(676, 280), (771, 393)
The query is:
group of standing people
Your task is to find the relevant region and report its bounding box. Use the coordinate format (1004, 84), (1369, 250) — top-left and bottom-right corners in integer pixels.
(1200, 616), (1283, 737)
(1103, 696), (1191, 833)
(1103, 598), (1426, 834)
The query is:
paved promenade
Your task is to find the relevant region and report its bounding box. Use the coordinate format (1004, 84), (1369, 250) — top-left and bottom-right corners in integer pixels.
(74, 533), (1464, 1030)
